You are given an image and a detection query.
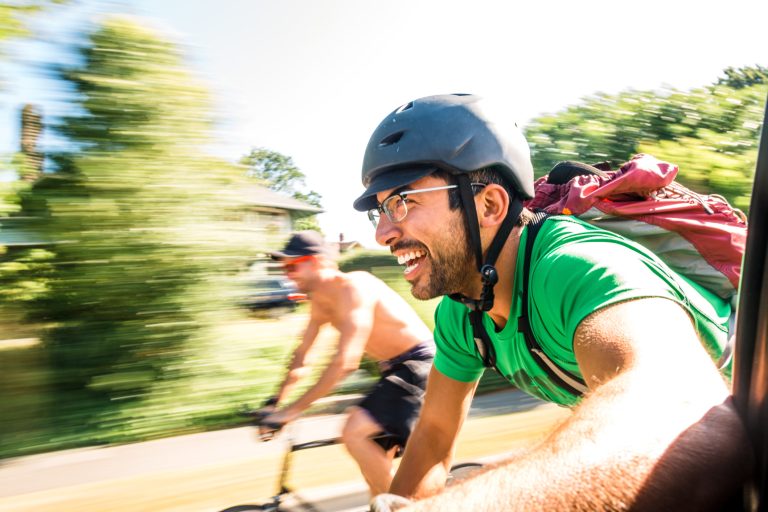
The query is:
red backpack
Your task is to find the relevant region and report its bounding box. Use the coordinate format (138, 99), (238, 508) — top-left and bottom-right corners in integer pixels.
(517, 154), (747, 396)
(525, 153), (747, 302)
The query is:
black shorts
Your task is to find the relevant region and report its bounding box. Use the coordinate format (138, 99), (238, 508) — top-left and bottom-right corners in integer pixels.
(358, 343), (434, 450)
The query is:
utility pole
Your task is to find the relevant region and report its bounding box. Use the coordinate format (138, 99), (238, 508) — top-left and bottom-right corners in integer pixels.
(20, 103), (43, 181)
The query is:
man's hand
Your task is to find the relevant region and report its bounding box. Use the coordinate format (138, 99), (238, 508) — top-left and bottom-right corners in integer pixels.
(258, 408), (300, 440)
(239, 399), (297, 441)
(370, 493), (414, 512)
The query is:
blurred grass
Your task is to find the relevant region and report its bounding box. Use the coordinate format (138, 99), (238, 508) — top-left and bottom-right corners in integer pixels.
(0, 252), (510, 460)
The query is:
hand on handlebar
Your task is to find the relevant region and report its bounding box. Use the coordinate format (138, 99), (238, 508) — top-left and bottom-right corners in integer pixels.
(258, 409), (286, 441)
(239, 404), (286, 441)
(260, 407), (303, 438)
(370, 493), (414, 512)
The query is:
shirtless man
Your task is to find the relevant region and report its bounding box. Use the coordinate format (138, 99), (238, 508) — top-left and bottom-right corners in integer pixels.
(260, 230), (435, 496)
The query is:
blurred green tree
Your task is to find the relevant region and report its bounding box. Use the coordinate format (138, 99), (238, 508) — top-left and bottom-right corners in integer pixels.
(0, 1), (69, 331)
(717, 65), (768, 89)
(240, 147), (323, 231)
(0, 1), (67, 76)
(15, 14), (251, 434)
(525, 65), (767, 211)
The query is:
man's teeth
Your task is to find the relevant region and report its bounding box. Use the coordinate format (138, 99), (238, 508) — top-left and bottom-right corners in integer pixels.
(404, 261), (418, 275)
(397, 250), (426, 266)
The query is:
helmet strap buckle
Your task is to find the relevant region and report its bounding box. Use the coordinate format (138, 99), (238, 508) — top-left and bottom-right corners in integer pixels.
(454, 175), (523, 312)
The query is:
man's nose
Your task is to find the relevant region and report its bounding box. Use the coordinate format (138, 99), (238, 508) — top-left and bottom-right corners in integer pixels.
(375, 214), (401, 247)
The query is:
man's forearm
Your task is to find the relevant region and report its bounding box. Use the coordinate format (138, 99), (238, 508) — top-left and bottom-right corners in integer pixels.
(284, 360), (353, 416)
(273, 365), (307, 404)
(390, 368), (478, 500)
(390, 421), (460, 499)
(273, 322), (319, 406)
(404, 372), (750, 512)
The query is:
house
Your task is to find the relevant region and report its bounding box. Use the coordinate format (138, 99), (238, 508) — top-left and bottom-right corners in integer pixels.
(333, 232), (363, 254)
(0, 184), (324, 250)
(238, 184), (324, 236)
(3, 104), (325, 248)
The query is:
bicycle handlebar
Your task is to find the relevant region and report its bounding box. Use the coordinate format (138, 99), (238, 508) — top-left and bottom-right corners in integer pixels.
(238, 407), (285, 441)
(238, 405), (404, 452)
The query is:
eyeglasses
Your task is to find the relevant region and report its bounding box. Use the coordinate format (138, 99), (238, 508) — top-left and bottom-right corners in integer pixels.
(282, 254), (315, 272)
(367, 183), (485, 228)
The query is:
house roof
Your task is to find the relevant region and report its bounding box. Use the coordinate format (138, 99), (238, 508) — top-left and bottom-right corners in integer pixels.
(231, 184), (324, 213)
(336, 240), (362, 252)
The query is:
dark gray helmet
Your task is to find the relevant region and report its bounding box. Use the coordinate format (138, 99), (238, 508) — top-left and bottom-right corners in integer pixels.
(353, 94), (534, 211)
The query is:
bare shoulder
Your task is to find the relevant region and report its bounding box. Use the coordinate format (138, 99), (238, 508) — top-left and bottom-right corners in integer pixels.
(337, 271), (389, 298)
(343, 270), (385, 286)
(316, 271), (380, 309)
(342, 270), (430, 328)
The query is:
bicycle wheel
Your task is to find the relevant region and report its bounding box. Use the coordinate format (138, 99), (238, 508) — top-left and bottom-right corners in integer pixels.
(446, 462), (484, 486)
(217, 503), (277, 511)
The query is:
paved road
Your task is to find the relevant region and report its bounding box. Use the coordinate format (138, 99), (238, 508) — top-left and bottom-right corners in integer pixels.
(0, 389), (565, 512)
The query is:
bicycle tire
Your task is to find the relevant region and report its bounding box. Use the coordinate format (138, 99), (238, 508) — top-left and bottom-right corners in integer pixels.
(446, 461), (484, 486)
(217, 504), (278, 511)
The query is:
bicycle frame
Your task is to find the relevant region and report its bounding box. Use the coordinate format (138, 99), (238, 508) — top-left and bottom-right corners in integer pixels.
(268, 436), (341, 512)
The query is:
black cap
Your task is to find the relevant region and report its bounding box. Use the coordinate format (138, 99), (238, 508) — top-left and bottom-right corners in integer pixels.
(270, 231), (329, 260)
(352, 166), (436, 212)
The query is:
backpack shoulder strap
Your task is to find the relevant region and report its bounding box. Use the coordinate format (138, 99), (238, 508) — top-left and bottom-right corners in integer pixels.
(519, 213), (589, 396)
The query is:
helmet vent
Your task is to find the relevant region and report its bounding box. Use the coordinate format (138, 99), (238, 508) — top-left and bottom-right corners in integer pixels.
(395, 102), (414, 114)
(378, 131), (404, 147)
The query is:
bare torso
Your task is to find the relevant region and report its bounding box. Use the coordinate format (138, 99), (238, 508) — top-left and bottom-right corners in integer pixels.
(308, 270), (432, 361)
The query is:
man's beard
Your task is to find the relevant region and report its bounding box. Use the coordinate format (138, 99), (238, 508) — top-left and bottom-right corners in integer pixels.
(411, 215), (475, 300)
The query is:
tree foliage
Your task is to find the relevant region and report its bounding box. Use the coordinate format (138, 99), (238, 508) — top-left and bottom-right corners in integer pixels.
(717, 65), (768, 89)
(240, 147), (323, 231)
(0, 1), (68, 87)
(0, 2), (69, 317)
(0, 1), (65, 48)
(16, 15), (250, 421)
(525, 65), (767, 211)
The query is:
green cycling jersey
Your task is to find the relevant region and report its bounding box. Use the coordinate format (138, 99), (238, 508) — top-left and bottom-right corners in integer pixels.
(433, 215), (732, 406)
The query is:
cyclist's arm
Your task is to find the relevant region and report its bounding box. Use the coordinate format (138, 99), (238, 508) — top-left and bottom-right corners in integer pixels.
(389, 366), (477, 500)
(271, 314), (323, 406)
(279, 283), (373, 419)
(402, 298), (750, 511)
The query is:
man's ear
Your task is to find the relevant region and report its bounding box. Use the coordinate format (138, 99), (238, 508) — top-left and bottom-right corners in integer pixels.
(476, 184), (510, 227)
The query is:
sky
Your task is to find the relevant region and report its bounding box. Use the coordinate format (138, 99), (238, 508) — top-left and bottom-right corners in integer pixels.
(4, 0), (768, 248)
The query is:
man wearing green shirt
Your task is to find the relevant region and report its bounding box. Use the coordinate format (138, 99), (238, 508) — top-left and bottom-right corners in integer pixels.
(353, 94), (750, 511)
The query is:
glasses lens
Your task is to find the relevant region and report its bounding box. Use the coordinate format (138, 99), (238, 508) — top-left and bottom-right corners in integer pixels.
(367, 209), (380, 228)
(383, 195), (407, 223)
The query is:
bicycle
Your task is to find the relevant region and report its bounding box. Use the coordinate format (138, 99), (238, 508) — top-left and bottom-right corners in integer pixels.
(217, 409), (484, 512)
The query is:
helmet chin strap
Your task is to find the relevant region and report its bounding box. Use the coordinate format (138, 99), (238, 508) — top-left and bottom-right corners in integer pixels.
(449, 174), (523, 312)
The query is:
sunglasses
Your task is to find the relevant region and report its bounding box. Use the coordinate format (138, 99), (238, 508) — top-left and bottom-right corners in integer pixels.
(367, 183), (485, 228)
(282, 255), (315, 272)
